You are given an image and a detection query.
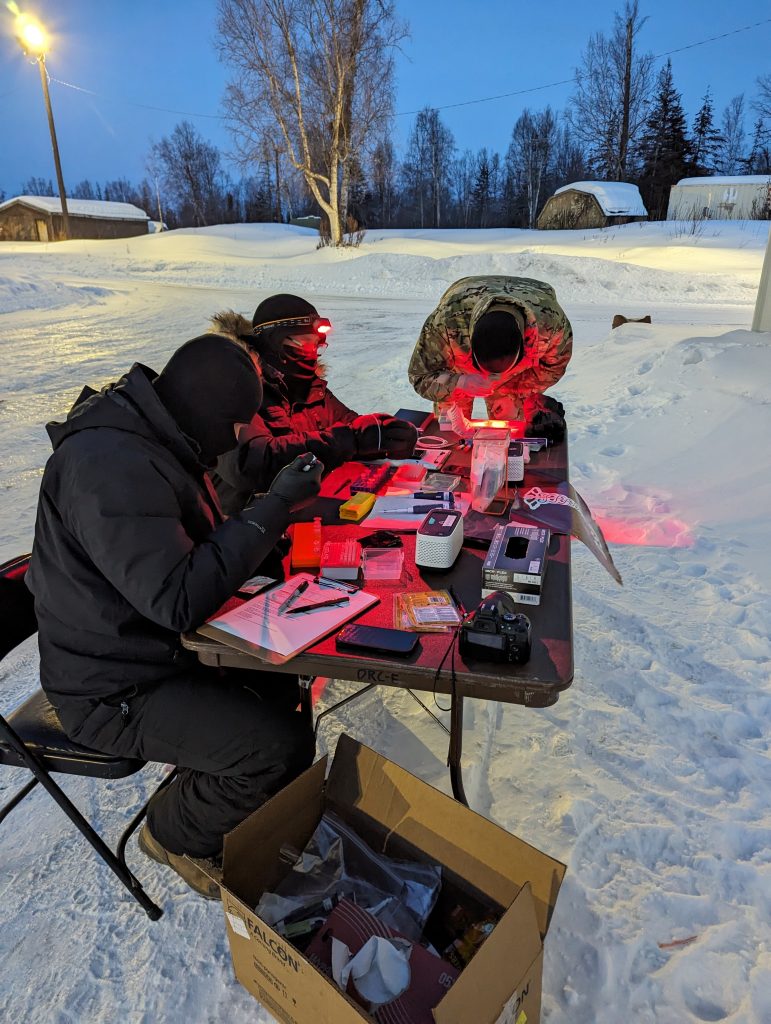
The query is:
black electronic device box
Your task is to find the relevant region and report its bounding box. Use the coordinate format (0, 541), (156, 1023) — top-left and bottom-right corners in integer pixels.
(459, 590), (532, 664)
(394, 408), (434, 431)
(336, 624), (420, 657)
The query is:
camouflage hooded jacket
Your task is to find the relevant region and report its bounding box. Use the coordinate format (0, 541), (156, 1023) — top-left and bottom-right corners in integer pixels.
(408, 275), (573, 403)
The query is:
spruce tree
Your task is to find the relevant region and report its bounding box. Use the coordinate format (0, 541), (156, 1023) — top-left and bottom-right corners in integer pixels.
(472, 150), (491, 227)
(638, 60), (693, 219)
(690, 89), (723, 175)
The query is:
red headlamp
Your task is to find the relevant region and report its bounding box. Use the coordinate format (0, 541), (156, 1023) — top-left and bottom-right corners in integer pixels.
(252, 315), (332, 340)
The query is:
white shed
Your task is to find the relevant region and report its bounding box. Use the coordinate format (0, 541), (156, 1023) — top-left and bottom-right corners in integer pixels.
(667, 176), (771, 220)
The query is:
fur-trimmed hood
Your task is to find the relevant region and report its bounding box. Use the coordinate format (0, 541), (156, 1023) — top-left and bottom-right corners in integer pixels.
(209, 309), (253, 346)
(208, 309), (328, 379)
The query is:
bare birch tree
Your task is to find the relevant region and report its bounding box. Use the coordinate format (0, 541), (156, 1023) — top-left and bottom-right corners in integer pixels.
(717, 95), (746, 175)
(569, 0), (654, 178)
(506, 107), (557, 228)
(756, 74), (771, 121)
(402, 107), (455, 228)
(451, 150), (475, 228)
(151, 122), (222, 226)
(369, 136), (397, 226)
(217, 0), (404, 246)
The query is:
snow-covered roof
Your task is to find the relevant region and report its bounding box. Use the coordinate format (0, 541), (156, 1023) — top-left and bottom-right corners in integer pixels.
(554, 181), (648, 216)
(0, 196), (149, 221)
(674, 175), (771, 188)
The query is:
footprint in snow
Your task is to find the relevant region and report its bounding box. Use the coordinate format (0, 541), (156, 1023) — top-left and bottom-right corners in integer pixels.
(637, 359), (654, 375)
(600, 445), (626, 457)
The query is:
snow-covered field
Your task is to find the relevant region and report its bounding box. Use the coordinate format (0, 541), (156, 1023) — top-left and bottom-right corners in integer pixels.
(1, 221), (770, 1023)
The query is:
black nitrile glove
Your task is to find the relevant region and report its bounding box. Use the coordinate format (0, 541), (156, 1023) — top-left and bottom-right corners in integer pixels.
(525, 395), (566, 445)
(379, 417), (419, 459)
(267, 453), (324, 510)
(350, 414), (386, 459)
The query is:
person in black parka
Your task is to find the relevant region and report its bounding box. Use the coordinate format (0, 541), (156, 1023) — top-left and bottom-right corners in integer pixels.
(209, 294), (419, 513)
(26, 335), (321, 897)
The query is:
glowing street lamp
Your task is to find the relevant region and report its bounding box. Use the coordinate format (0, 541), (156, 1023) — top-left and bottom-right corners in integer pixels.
(15, 11), (71, 240)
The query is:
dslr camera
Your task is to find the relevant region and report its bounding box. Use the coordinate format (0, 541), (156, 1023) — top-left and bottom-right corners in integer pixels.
(459, 590), (532, 664)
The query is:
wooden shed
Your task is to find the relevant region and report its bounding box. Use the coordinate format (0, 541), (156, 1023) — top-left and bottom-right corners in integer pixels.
(0, 196), (150, 242)
(667, 176), (771, 220)
(537, 181), (647, 230)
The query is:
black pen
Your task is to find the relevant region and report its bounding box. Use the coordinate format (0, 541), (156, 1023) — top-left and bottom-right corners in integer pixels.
(277, 579), (309, 614)
(314, 576), (360, 594)
(286, 597), (349, 615)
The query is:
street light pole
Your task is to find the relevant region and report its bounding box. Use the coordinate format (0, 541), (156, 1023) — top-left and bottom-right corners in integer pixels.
(15, 13), (70, 241)
(36, 54), (70, 240)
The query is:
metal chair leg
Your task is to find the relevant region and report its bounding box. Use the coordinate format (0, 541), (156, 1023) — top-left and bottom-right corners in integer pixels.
(0, 719), (163, 919)
(0, 777), (39, 825)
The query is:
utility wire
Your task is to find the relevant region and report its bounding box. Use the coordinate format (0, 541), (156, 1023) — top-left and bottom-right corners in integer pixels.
(43, 16), (771, 123)
(395, 16), (771, 116)
(48, 75), (223, 118)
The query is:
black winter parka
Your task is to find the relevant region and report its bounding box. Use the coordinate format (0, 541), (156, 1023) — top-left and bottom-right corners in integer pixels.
(26, 364), (289, 714)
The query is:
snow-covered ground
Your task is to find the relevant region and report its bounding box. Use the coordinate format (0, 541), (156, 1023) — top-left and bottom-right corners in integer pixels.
(1, 221), (770, 1023)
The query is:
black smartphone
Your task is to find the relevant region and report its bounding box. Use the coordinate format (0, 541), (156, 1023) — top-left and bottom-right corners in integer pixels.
(336, 624), (420, 657)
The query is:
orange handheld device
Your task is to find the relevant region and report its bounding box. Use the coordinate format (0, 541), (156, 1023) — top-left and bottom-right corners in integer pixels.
(290, 517), (322, 570)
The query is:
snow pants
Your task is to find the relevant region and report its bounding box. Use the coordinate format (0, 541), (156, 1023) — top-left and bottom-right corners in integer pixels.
(59, 667), (315, 857)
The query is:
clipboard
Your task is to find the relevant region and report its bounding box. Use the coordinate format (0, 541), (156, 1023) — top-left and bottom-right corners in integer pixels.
(196, 574), (379, 665)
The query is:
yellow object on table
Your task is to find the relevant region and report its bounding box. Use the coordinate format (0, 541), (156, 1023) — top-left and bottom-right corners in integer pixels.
(339, 491), (376, 522)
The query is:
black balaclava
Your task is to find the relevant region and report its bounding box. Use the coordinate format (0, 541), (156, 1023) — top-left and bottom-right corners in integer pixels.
(471, 309), (525, 375)
(154, 335), (262, 465)
(251, 294), (321, 387)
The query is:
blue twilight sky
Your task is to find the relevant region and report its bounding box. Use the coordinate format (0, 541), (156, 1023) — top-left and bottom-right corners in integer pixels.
(0, 0), (769, 198)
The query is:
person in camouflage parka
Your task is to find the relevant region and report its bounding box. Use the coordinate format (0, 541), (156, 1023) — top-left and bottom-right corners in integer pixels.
(408, 275), (573, 421)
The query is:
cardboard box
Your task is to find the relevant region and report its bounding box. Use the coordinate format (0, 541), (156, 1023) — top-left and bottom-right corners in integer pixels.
(482, 522), (550, 605)
(211, 735), (565, 1024)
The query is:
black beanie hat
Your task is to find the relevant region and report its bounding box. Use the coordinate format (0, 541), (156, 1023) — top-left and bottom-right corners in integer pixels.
(471, 310), (524, 374)
(252, 293), (319, 331)
(154, 335), (262, 465)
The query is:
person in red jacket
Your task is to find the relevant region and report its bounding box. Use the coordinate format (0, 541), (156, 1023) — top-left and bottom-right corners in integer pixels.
(210, 294), (417, 513)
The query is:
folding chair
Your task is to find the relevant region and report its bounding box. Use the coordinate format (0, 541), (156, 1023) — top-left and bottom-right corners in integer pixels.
(0, 553), (171, 920)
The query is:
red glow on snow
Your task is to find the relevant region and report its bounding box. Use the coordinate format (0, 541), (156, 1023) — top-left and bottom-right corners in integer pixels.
(593, 513), (695, 548)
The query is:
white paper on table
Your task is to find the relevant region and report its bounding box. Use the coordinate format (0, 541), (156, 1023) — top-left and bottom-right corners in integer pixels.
(360, 493), (470, 531)
(197, 574), (379, 665)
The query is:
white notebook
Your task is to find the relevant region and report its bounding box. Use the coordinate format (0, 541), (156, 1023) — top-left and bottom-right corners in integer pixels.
(197, 574), (379, 665)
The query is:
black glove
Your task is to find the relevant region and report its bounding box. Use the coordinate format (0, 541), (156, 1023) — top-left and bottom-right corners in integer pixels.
(267, 453), (324, 510)
(350, 414), (386, 459)
(379, 417), (419, 459)
(525, 395), (566, 445)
